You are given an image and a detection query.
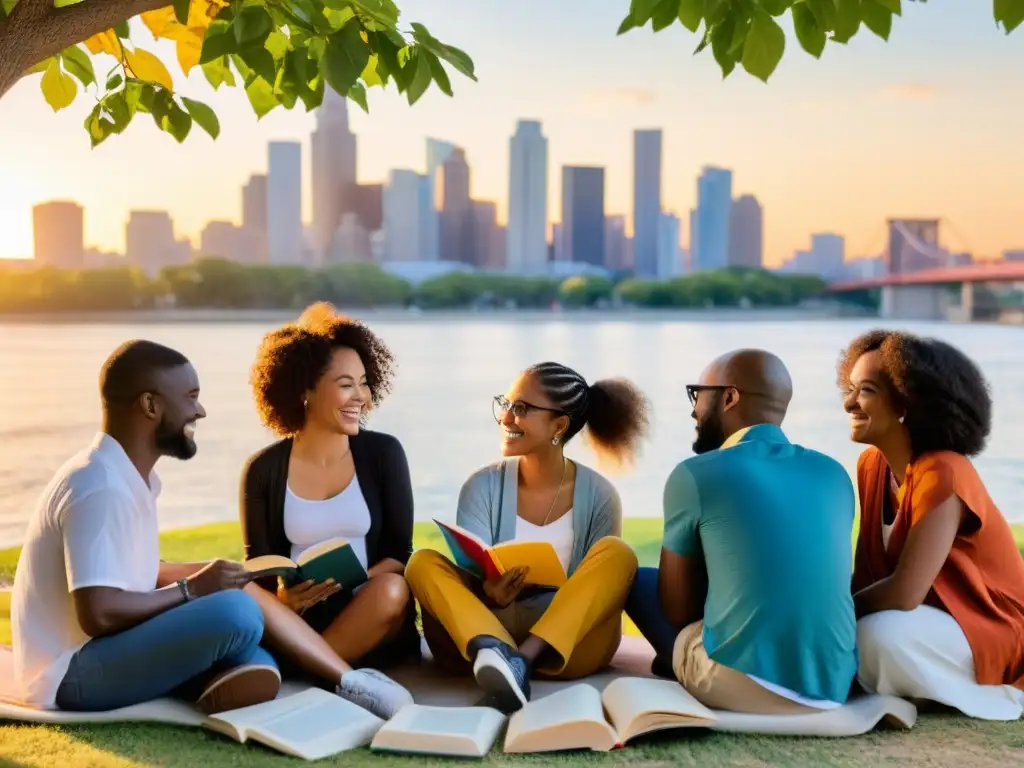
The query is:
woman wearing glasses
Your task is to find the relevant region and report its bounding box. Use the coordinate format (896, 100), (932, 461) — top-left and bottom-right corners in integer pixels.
(406, 362), (650, 712)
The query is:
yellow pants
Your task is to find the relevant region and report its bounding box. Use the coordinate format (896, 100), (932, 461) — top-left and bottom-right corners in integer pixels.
(406, 536), (638, 679)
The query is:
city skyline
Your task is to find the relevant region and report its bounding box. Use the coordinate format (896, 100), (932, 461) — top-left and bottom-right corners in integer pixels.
(0, 1), (1021, 263)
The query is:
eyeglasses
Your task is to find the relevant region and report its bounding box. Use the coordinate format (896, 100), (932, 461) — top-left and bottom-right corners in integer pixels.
(685, 384), (769, 407)
(492, 395), (565, 423)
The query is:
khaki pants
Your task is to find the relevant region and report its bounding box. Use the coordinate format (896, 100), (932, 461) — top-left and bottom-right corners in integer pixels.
(407, 536), (638, 679)
(672, 621), (819, 714)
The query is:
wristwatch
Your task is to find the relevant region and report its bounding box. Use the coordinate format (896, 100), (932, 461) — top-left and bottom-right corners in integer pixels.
(176, 578), (194, 602)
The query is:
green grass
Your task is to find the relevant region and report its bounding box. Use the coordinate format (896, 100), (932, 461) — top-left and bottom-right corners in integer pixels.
(1, 520), (1023, 767)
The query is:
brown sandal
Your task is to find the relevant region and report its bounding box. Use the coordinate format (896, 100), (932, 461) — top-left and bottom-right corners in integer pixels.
(196, 663), (281, 715)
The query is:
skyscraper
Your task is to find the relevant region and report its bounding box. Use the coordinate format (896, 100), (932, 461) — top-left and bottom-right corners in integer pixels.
(692, 166), (733, 271)
(810, 233), (845, 279)
(506, 120), (548, 273)
(604, 215), (629, 270)
(267, 141), (303, 265)
(383, 169), (427, 262)
(657, 212), (681, 278)
(33, 201), (84, 268)
(728, 194), (763, 268)
(126, 210), (186, 275)
(425, 138), (456, 261)
(438, 148), (472, 263)
(311, 90), (357, 263)
(561, 166), (605, 266)
(241, 174), (268, 262)
(632, 129), (662, 278)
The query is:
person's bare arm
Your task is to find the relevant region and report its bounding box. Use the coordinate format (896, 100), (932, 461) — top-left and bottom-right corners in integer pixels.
(156, 561), (209, 587)
(854, 494), (963, 618)
(658, 547), (707, 628)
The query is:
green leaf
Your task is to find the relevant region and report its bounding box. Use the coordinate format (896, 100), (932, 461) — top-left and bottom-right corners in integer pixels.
(405, 50), (432, 105)
(805, 0), (837, 31)
(173, 0), (190, 25)
(792, 3), (826, 57)
(40, 59), (77, 111)
(84, 104), (115, 148)
(246, 74), (280, 118)
(101, 90), (133, 134)
(424, 51), (452, 96)
(709, 16), (737, 77)
(234, 6), (273, 46)
(360, 53), (385, 87)
(201, 56), (235, 89)
(740, 7), (785, 81)
(832, 0), (861, 41)
(651, 0), (679, 31)
(106, 72), (123, 90)
(200, 29), (238, 64)
(617, 13), (638, 34)
(323, 20), (371, 95)
(874, 0), (901, 13)
(629, 0), (663, 25)
(114, 21), (130, 38)
(60, 45), (95, 88)
(351, 0), (400, 27)
(371, 30), (409, 91)
(181, 96), (220, 138)
(677, 0), (705, 32)
(994, 0), (1024, 33)
(163, 102), (193, 143)
(239, 45), (276, 83)
(25, 57), (53, 76)
(436, 44), (475, 81)
(860, 0), (893, 40)
(761, 0), (792, 14)
(348, 81), (369, 112)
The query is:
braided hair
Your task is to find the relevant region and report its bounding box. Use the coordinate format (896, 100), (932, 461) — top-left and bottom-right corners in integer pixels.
(526, 362), (650, 467)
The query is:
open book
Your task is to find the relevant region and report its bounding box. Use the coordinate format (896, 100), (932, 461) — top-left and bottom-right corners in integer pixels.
(371, 704), (506, 758)
(504, 677), (716, 753)
(433, 519), (566, 588)
(244, 537), (367, 588)
(203, 687), (383, 760)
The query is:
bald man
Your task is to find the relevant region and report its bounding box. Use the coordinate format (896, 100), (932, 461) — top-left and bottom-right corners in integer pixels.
(625, 349), (858, 714)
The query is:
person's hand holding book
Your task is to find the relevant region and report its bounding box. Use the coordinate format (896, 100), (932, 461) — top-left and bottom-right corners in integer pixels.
(277, 577), (342, 614)
(186, 559), (256, 597)
(482, 566), (528, 608)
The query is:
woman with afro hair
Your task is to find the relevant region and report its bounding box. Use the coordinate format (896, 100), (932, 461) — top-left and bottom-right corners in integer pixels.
(239, 303), (418, 719)
(839, 328), (1024, 720)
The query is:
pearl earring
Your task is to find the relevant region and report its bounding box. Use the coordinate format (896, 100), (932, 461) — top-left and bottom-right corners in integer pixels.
(898, 415), (905, 424)
(552, 435), (560, 446)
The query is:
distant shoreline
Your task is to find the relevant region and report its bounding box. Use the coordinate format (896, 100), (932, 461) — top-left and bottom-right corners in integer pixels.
(0, 305), (873, 325)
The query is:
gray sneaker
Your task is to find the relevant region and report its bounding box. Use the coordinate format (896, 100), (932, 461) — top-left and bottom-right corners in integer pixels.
(335, 668), (414, 719)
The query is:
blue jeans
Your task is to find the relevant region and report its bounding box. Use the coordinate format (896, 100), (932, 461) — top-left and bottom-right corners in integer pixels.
(624, 566), (681, 678)
(55, 590), (278, 711)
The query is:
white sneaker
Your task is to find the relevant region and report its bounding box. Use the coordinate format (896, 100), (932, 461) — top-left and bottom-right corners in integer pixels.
(335, 668), (413, 719)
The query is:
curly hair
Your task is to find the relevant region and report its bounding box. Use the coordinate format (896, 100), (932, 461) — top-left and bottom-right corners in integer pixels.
(836, 328), (992, 457)
(250, 302), (396, 436)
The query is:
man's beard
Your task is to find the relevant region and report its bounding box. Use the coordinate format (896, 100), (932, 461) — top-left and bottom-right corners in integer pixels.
(692, 393), (726, 455)
(155, 418), (197, 460)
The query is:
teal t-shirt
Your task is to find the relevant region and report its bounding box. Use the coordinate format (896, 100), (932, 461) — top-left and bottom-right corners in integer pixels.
(663, 424), (858, 704)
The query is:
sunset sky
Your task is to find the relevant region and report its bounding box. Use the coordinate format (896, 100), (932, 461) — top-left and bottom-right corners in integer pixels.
(0, 0), (1021, 265)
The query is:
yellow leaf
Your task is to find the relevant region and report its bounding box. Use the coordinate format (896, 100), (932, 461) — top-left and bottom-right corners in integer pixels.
(361, 54), (383, 87)
(84, 30), (121, 57)
(40, 59), (77, 111)
(125, 47), (174, 90)
(176, 33), (203, 74)
(141, 8), (182, 40)
(188, 0), (228, 29)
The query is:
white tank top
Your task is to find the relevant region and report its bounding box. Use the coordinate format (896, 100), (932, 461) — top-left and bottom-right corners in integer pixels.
(283, 474), (371, 569)
(512, 509), (575, 574)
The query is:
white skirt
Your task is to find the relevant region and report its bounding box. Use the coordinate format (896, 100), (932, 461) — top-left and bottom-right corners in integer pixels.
(857, 604), (1024, 721)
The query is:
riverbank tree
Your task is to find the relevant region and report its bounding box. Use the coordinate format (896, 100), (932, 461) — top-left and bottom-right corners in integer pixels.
(0, 258), (839, 313)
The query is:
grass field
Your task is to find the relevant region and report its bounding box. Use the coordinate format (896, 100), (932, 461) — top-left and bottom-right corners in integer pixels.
(1, 520), (1023, 767)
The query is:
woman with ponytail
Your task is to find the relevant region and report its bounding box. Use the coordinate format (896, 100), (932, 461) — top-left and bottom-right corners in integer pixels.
(406, 362), (650, 712)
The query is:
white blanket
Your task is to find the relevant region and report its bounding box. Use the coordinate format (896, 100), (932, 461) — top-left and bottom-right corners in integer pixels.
(0, 639), (917, 737)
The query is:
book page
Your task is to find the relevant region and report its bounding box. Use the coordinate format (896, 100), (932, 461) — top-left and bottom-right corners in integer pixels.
(433, 519), (501, 580)
(210, 688), (382, 761)
(602, 677), (716, 744)
(372, 705), (506, 757)
(492, 541), (566, 587)
(504, 684), (616, 753)
(296, 537), (350, 565)
(243, 554), (297, 578)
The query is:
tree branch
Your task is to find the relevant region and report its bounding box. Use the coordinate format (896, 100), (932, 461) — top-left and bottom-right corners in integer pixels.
(0, 0), (168, 98)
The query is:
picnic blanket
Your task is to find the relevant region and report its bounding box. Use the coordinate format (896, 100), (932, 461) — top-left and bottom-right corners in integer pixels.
(0, 637), (917, 737)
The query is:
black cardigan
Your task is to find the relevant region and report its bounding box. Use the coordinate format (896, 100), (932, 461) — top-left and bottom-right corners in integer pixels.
(240, 430), (415, 590)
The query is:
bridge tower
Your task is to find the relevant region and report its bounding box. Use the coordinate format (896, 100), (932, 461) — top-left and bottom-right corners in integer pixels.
(885, 218), (941, 276)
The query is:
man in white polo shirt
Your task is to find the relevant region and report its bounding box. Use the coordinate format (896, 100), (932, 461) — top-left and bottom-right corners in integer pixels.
(11, 340), (281, 713)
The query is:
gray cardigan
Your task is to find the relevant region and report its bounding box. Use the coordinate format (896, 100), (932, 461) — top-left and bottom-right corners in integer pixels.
(455, 457), (622, 576)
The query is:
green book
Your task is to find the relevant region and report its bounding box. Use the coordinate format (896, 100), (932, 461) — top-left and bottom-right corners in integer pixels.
(244, 537), (368, 589)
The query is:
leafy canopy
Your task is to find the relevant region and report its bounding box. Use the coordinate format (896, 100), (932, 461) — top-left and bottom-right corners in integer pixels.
(3, 0), (1023, 147)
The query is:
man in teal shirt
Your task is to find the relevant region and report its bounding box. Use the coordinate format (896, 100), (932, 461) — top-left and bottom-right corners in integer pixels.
(626, 349), (857, 712)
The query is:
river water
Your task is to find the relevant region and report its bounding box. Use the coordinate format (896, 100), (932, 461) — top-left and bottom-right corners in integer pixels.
(1, 312), (1022, 547)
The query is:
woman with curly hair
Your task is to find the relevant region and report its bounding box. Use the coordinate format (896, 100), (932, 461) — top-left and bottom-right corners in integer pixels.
(239, 302), (417, 719)
(839, 329), (1024, 720)
(405, 362), (647, 713)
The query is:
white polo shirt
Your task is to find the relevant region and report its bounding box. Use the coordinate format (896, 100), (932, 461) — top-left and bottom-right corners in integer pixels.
(11, 433), (161, 708)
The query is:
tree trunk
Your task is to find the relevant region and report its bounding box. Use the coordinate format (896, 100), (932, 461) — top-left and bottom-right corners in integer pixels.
(0, 0), (167, 99)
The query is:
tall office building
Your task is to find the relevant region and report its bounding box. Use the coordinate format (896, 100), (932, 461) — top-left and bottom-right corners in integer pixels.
(310, 90), (357, 263)
(604, 215), (629, 270)
(126, 210), (187, 275)
(438, 148), (472, 263)
(632, 129), (662, 278)
(657, 212), (681, 278)
(382, 169), (427, 262)
(425, 138), (456, 261)
(692, 166), (733, 271)
(471, 200), (503, 269)
(810, 233), (845, 279)
(241, 174), (268, 262)
(506, 120), (549, 273)
(561, 166), (605, 266)
(33, 201), (84, 268)
(267, 141), (303, 265)
(728, 194), (763, 268)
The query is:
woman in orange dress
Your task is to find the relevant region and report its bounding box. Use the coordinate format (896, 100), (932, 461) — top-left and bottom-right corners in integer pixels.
(838, 329), (1024, 720)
